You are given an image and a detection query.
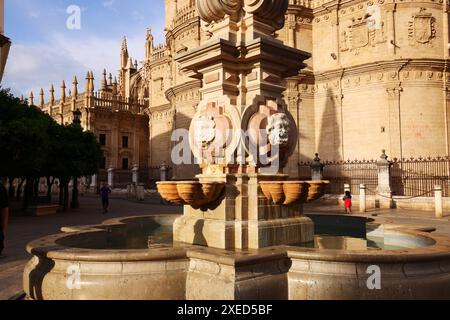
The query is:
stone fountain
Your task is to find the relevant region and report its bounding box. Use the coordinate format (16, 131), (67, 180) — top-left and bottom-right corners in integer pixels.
(157, 0), (327, 251)
(23, 0), (450, 300)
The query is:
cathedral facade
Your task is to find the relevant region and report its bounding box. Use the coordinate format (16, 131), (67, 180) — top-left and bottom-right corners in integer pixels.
(37, 0), (450, 185)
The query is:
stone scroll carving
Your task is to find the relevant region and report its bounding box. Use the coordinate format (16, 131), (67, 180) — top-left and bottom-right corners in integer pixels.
(197, 0), (288, 30)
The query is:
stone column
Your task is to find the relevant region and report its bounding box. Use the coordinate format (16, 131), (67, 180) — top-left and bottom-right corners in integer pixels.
(108, 168), (115, 188)
(287, 14), (296, 48)
(387, 86), (403, 159)
(376, 150), (394, 209)
(444, 2), (450, 59)
(435, 185), (444, 218)
(310, 153), (324, 181)
(132, 164), (139, 184)
(360, 184), (367, 213)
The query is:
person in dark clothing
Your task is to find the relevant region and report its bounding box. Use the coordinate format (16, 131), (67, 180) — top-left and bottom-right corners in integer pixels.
(99, 183), (112, 214)
(0, 180), (10, 257)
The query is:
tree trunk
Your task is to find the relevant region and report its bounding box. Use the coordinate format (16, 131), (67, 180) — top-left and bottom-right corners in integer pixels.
(59, 182), (64, 206)
(8, 177), (15, 199)
(71, 177), (79, 209)
(63, 181), (70, 212)
(34, 178), (39, 200)
(16, 178), (24, 201)
(23, 178), (31, 209)
(46, 176), (55, 203)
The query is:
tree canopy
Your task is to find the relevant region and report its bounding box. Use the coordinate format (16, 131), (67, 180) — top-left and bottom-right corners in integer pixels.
(0, 87), (103, 208)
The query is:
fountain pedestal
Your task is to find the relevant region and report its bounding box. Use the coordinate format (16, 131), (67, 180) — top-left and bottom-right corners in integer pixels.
(170, 0), (314, 250)
(173, 174), (313, 250)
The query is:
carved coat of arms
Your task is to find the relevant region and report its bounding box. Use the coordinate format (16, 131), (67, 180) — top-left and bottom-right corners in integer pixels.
(351, 18), (369, 49)
(408, 8), (436, 45)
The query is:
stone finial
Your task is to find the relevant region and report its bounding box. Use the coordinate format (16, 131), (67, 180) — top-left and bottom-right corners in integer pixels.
(101, 69), (107, 91)
(197, 0), (288, 30)
(310, 153), (324, 181)
(61, 80), (66, 102)
(134, 60), (138, 70)
(29, 91), (34, 106)
(89, 71), (95, 93)
(19, 95), (24, 103)
(109, 73), (113, 85)
(112, 77), (118, 96)
(377, 149), (392, 167)
(85, 71), (90, 93)
(49, 84), (55, 105)
(72, 76), (78, 99)
(39, 88), (45, 108)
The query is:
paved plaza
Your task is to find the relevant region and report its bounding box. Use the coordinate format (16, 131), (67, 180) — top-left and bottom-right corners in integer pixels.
(0, 196), (449, 300)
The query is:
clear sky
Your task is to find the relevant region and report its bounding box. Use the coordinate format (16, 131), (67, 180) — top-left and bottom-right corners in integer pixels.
(2, 0), (166, 98)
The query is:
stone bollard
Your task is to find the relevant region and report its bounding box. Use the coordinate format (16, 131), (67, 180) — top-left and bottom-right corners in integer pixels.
(136, 184), (145, 201)
(132, 164), (139, 184)
(435, 185), (443, 218)
(360, 184), (367, 213)
(108, 168), (115, 189)
(91, 174), (97, 193)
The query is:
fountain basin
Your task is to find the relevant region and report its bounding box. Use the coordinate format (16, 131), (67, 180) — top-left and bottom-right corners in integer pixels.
(23, 214), (450, 300)
(259, 180), (330, 205)
(157, 181), (225, 209)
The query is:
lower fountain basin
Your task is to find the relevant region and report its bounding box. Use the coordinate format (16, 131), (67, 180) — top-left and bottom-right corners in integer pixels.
(23, 214), (450, 300)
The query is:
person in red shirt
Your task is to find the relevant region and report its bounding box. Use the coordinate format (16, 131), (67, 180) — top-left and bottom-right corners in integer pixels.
(343, 191), (352, 214)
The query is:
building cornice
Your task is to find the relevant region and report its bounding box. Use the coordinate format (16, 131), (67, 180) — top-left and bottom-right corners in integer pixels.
(315, 59), (449, 81)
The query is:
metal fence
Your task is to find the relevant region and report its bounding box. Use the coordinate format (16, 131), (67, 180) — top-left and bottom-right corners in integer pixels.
(299, 159), (378, 195)
(391, 157), (450, 197)
(300, 156), (450, 197)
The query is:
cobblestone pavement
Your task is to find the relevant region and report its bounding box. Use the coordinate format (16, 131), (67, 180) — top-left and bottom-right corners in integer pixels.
(1, 197), (449, 300)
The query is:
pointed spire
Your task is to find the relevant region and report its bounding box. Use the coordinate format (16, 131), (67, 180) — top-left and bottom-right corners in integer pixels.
(61, 80), (66, 102)
(39, 88), (45, 108)
(109, 73), (113, 85)
(72, 76), (78, 99)
(112, 76), (118, 96)
(49, 84), (55, 105)
(121, 36), (128, 53)
(19, 95), (24, 103)
(101, 69), (108, 91)
(89, 71), (95, 93)
(146, 27), (154, 60)
(121, 36), (129, 69)
(134, 59), (138, 70)
(85, 71), (90, 93)
(29, 91), (34, 106)
(127, 57), (133, 69)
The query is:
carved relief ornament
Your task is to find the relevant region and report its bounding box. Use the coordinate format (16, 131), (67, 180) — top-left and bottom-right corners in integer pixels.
(408, 8), (436, 45)
(196, 0), (288, 30)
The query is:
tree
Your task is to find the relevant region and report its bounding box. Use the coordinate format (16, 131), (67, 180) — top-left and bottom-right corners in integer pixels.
(0, 88), (103, 211)
(0, 88), (53, 207)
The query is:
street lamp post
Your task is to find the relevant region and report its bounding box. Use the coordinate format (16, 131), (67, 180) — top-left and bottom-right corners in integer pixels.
(71, 109), (82, 209)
